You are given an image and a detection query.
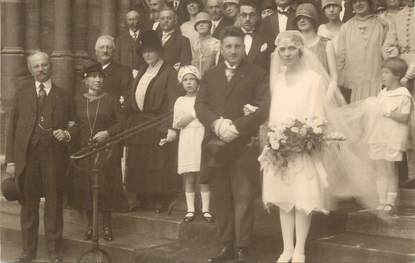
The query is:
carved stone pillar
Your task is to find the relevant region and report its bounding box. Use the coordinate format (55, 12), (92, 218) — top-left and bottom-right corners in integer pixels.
(50, 0), (74, 95)
(0, 0), (26, 155)
(118, 0), (131, 34)
(101, 0), (117, 36)
(25, 0), (41, 54)
(72, 0), (91, 93)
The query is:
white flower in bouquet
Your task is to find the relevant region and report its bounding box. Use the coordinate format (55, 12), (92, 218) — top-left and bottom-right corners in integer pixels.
(290, 127), (299, 133)
(312, 126), (323, 134)
(270, 139), (280, 150)
(300, 127), (308, 136)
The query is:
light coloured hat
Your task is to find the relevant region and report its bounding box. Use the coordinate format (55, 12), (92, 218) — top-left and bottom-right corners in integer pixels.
(178, 65), (201, 83)
(224, 0), (240, 5)
(321, 0), (342, 9)
(194, 12), (212, 30)
(295, 3), (319, 23)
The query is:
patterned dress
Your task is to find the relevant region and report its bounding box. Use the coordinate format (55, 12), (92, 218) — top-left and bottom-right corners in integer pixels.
(337, 15), (391, 102)
(191, 35), (220, 76)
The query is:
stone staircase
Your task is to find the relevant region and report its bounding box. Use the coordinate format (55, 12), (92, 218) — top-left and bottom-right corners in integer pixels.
(309, 188), (415, 263)
(0, 196), (351, 263)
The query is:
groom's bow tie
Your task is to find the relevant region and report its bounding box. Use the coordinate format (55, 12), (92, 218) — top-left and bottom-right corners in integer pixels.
(277, 6), (292, 15)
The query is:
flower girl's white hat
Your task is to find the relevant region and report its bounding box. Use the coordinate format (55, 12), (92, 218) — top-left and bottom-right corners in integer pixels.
(178, 65), (201, 83)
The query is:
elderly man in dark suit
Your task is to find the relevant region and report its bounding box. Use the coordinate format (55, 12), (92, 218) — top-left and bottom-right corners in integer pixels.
(5, 52), (72, 263)
(207, 0), (235, 38)
(95, 35), (133, 100)
(114, 10), (147, 71)
(238, 0), (271, 70)
(259, 0), (297, 46)
(195, 26), (269, 263)
(94, 35), (133, 209)
(158, 8), (192, 70)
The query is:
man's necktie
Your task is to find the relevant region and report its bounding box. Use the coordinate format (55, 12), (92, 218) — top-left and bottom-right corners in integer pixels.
(162, 32), (171, 45)
(133, 31), (138, 40)
(38, 83), (46, 107)
(225, 68), (236, 82)
(211, 22), (217, 35)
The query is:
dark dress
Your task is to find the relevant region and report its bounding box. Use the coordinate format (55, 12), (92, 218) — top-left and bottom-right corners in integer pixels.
(67, 93), (128, 212)
(125, 62), (183, 200)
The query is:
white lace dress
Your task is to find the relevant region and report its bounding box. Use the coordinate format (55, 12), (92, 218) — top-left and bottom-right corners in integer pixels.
(261, 69), (329, 215)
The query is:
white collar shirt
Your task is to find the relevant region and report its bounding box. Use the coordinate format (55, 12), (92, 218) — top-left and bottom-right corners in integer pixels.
(241, 28), (254, 55)
(129, 29), (140, 40)
(35, 79), (52, 96)
(276, 6), (290, 32)
(211, 17), (223, 34)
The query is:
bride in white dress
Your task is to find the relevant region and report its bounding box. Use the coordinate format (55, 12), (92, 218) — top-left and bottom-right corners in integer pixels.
(260, 31), (347, 263)
(261, 30), (380, 263)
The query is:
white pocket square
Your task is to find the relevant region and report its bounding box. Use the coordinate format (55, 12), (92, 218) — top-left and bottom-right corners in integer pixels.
(260, 43), (268, 52)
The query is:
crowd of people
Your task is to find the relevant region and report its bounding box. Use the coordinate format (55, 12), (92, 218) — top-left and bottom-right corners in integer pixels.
(4, 0), (415, 262)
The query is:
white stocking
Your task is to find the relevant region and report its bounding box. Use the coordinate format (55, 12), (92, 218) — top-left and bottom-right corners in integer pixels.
(375, 161), (388, 205)
(294, 208), (312, 257)
(279, 209), (295, 255)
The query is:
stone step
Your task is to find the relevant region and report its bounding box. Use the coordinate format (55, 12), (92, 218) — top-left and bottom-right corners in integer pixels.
(400, 188), (415, 208)
(0, 209), (282, 263)
(0, 197), (354, 246)
(308, 233), (415, 263)
(0, 212), (174, 263)
(0, 199), (217, 242)
(346, 207), (415, 240)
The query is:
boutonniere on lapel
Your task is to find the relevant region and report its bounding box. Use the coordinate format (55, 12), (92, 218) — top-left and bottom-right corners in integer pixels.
(260, 43), (268, 53)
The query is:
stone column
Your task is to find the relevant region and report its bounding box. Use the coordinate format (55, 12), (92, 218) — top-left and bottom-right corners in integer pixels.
(118, 0), (131, 34)
(101, 0), (117, 36)
(25, 0), (41, 54)
(50, 0), (74, 95)
(72, 0), (91, 93)
(0, 0), (26, 155)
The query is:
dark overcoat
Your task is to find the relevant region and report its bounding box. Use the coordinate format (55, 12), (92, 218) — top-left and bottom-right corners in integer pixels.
(5, 80), (71, 194)
(160, 30), (192, 67)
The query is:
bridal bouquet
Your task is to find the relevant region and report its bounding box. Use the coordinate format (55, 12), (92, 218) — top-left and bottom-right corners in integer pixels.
(259, 116), (345, 170)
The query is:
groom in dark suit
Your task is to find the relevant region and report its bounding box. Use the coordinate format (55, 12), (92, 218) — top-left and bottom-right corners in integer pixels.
(195, 26), (269, 263)
(5, 52), (72, 263)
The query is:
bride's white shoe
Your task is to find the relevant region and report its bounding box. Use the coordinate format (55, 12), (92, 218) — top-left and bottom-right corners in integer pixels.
(276, 252), (293, 263)
(292, 253), (305, 263)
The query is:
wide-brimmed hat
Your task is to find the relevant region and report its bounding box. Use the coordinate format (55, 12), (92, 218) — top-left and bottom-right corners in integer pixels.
(82, 63), (105, 79)
(1, 177), (20, 202)
(141, 30), (163, 51)
(194, 12), (212, 30)
(295, 3), (319, 23)
(321, 0), (342, 9)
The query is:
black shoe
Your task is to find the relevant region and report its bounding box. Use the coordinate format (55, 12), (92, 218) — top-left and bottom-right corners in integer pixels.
(15, 254), (35, 263)
(49, 253), (62, 263)
(207, 245), (235, 263)
(103, 225), (113, 241)
(236, 248), (250, 263)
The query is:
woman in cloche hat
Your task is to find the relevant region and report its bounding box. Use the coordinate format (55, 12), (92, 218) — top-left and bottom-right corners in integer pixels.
(67, 63), (128, 242)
